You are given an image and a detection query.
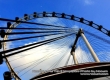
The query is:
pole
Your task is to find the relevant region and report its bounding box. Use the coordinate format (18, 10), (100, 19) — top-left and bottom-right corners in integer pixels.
(70, 30), (81, 65)
(71, 51), (78, 64)
(80, 29), (100, 62)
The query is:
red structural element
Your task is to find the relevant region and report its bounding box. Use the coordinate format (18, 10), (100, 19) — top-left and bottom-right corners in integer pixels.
(30, 62), (110, 80)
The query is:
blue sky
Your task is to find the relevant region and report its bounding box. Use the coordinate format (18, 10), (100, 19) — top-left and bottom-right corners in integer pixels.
(0, 0), (110, 30)
(0, 0), (110, 80)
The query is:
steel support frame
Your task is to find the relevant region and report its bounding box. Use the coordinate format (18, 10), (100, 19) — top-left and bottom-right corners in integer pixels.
(80, 29), (100, 62)
(71, 29), (81, 64)
(71, 28), (100, 65)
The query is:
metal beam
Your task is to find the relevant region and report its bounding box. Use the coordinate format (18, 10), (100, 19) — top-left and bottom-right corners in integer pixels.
(80, 29), (100, 62)
(71, 29), (81, 64)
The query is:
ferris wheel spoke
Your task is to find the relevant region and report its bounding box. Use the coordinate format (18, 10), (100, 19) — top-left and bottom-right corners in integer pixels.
(1, 32), (67, 42)
(3, 33), (75, 57)
(0, 12), (110, 80)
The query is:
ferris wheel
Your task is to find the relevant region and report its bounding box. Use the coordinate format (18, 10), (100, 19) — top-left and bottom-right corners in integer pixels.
(0, 11), (110, 80)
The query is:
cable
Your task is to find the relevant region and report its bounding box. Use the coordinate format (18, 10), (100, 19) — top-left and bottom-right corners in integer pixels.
(11, 38), (68, 66)
(12, 44), (65, 68)
(19, 47), (66, 77)
(48, 36), (72, 69)
(84, 30), (110, 44)
(65, 53), (71, 66)
(1, 33), (73, 54)
(50, 51), (68, 69)
(0, 27), (76, 30)
(3, 33), (74, 57)
(13, 33), (73, 75)
(84, 30), (110, 62)
(0, 18), (73, 29)
(2, 31), (70, 35)
(1, 32), (66, 42)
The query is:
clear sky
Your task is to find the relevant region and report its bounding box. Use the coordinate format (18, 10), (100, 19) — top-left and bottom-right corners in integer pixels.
(0, 0), (110, 80)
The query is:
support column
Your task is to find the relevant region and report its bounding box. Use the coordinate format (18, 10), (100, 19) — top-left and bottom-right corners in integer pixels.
(71, 51), (78, 64)
(80, 29), (100, 62)
(71, 29), (81, 65)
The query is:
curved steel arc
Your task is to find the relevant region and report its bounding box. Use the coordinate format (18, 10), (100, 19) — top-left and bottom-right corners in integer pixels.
(0, 18), (71, 29)
(2, 19), (23, 80)
(1, 12), (110, 80)
(0, 12), (110, 36)
(30, 12), (110, 36)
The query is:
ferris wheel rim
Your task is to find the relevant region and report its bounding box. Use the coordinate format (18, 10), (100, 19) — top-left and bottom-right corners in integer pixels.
(2, 11), (110, 79)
